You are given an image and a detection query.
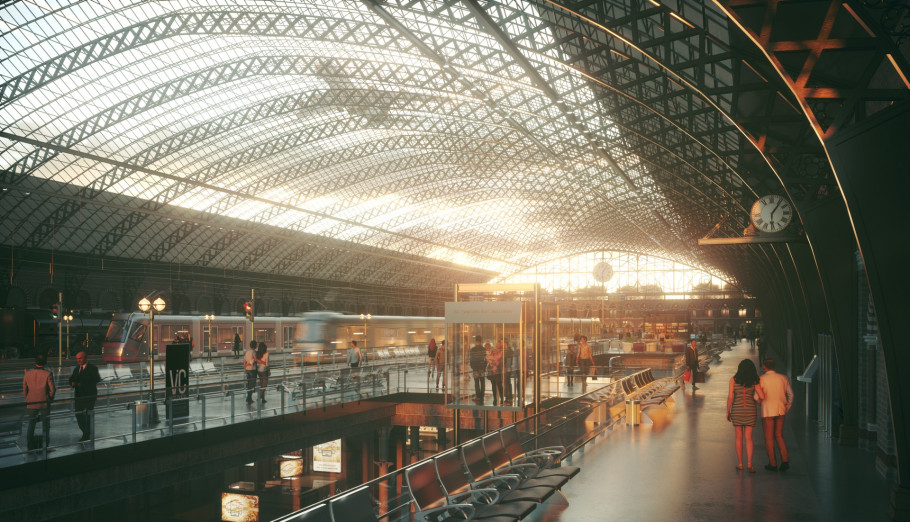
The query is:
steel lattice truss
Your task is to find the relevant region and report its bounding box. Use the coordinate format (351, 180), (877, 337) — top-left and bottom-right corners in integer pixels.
(0, 0), (906, 292)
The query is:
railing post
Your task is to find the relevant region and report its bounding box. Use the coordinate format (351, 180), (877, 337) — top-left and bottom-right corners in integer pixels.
(131, 403), (137, 444)
(88, 409), (95, 449)
(229, 391), (235, 425)
(201, 395), (206, 430)
(302, 383), (307, 414)
(167, 397), (174, 437)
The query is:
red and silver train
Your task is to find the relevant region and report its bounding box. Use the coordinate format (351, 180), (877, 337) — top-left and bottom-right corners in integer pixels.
(101, 312), (447, 363)
(101, 310), (601, 363)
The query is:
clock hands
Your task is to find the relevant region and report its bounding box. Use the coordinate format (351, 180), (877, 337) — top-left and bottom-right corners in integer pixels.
(770, 199), (783, 219)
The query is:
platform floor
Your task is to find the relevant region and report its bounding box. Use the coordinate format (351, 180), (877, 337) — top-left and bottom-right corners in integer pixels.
(553, 340), (894, 522)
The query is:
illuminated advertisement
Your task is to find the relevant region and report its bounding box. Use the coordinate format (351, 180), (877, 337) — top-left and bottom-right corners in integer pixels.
(280, 458), (303, 478)
(221, 492), (259, 522)
(312, 439), (342, 473)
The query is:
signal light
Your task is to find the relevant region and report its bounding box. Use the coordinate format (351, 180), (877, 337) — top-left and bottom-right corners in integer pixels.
(243, 301), (254, 321)
(51, 303), (60, 320)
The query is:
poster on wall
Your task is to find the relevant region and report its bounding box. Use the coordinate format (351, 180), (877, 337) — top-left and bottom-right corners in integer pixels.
(312, 439), (342, 473)
(280, 458), (303, 478)
(221, 492), (259, 522)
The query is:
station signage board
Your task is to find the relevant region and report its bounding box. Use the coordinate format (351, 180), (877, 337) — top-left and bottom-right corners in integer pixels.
(444, 301), (522, 324)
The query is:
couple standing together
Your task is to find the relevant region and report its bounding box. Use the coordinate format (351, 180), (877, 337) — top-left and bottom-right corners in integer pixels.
(243, 341), (271, 403)
(726, 358), (793, 473)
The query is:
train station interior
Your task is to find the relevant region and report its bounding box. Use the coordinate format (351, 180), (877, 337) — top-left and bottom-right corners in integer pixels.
(0, 1), (908, 521)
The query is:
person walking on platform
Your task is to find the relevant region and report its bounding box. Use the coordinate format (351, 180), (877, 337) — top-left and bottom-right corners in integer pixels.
(759, 358), (793, 471)
(685, 339), (699, 391)
(726, 359), (765, 472)
(427, 338), (438, 380)
(577, 335), (594, 391)
(69, 351), (101, 442)
(469, 336), (486, 404)
(255, 342), (270, 402)
(564, 341), (578, 388)
(233, 333), (242, 358)
(502, 340), (515, 405)
(348, 340), (362, 368)
(434, 340), (447, 390)
(244, 341), (258, 404)
(23, 353), (55, 450)
(487, 341), (504, 406)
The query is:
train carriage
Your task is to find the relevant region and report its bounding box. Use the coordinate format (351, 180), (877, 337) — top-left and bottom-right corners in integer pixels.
(101, 313), (303, 363)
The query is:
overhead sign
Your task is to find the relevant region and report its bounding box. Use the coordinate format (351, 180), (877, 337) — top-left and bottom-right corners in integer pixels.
(445, 301), (522, 324)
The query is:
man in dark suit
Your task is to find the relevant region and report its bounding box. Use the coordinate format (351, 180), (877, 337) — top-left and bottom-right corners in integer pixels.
(69, 351), (101, 442)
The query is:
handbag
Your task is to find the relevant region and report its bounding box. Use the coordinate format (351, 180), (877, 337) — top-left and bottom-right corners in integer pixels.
(683, 367), (692, 383)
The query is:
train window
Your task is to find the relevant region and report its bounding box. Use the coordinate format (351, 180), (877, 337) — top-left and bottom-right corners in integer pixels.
(104, 320), (127, 343)
(160, 325), (191, 342)
(217, 328), (235, 345)
(129, 322), (147, 342)
(283, 326), (294, 350)
(254, 328), (275, 343)
(203, 326), (217, 350)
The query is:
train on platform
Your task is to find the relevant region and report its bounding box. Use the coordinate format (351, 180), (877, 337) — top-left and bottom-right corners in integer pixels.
(0, 308), (111, 359)
(99, 308), (604, 363)
(100, 311), (450, 363)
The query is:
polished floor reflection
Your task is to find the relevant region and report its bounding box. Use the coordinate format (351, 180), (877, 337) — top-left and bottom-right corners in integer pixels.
(550, 340), (893, 522)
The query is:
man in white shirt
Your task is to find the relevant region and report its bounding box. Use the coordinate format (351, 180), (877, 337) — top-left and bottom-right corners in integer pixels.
(759, 358), (793, 471)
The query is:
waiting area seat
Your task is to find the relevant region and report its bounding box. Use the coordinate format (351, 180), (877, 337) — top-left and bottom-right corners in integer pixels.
(622, 369), (679, 409)
(497, 426), (578, 478)
(406, 457), (535, 520)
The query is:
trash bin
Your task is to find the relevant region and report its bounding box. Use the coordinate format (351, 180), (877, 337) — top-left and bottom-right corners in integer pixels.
(625, 399), (642, 426)
(133, 400), (152, 428)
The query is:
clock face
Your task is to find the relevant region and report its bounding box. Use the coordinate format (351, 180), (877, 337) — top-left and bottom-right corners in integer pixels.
(750, 194), (793, 233)
(593, 262), (613, 283)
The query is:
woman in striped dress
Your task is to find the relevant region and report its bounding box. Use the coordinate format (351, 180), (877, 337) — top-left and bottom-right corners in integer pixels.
(726, 359), (765, 472)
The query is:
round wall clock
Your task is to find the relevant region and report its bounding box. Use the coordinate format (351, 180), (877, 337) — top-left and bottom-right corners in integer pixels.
(593, 262), (614, 283)
(749, 195), (793, 233)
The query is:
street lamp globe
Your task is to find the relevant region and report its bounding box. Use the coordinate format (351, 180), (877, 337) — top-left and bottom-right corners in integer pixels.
(138, 297), (151, 312)
(153, 297), (166, 312)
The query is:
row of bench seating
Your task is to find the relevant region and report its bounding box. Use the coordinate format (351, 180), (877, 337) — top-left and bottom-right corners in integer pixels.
(621, 369), (680, 408)
(99, 361), (223, 383)
(277, 425), (580, 521)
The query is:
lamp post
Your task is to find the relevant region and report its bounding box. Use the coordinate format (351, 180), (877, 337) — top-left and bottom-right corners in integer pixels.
(204, 314), (215, 360)
(360, 313), (371, 356)
(139, 296), (166, 423)
(63, 313), (73, 358)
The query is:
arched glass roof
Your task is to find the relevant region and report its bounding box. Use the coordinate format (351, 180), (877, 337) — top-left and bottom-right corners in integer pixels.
(1, 0), (906, 291)
(496, 250), (734, 295)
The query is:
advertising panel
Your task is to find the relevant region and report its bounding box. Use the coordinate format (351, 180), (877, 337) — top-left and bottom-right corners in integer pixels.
(312, 439), (341, 473)
(221, 492), (258, 522)
(165, 343), (191, 418)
